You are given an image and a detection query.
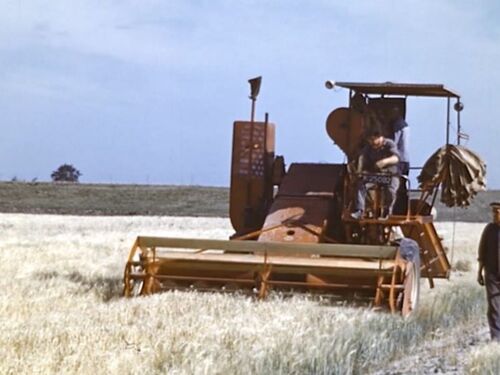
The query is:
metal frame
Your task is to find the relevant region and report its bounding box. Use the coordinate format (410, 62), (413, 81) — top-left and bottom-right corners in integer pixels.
(333, 81), (463, 146)
(123, 236), (417, 313)
(121, 80), (459, 317)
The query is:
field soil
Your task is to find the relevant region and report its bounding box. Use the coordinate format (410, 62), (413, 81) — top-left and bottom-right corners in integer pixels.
(1, 181), (499, 221)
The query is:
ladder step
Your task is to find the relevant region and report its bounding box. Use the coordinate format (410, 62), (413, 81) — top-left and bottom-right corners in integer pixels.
(379, 284), (404, 290)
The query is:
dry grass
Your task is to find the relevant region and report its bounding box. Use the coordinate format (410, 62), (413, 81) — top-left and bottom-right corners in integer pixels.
(466, 342), (500, 374)
(0, 214), (491, 374)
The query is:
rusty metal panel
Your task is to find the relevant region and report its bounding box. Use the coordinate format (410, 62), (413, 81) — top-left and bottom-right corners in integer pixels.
(257, 163), (345, 247)
(325, 108), (365, 160)
(231, 121), (274, 178)
(230, 121), (275, 234)
(258, 197), (330, 244)
(277, 163), (345, 197)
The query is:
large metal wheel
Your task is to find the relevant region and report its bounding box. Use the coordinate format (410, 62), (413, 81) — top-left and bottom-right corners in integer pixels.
(398, 260), (420, 317)
(124, 249), (146, 297)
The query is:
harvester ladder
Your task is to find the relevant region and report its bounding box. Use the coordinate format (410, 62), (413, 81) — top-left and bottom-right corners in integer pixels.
(404, 221), (450, 286)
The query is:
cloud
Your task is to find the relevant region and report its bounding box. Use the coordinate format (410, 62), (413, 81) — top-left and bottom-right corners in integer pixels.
(0, 1), (182, 66)
(0, 0), (499, 185)
(3, 1), (496, 75)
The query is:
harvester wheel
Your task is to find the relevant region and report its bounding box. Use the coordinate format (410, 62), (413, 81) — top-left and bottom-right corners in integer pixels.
(398, 260), (420, 317)
(124, 249), (146, 297)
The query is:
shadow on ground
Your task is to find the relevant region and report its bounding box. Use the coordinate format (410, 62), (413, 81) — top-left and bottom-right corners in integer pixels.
(34, 270), (123, 302)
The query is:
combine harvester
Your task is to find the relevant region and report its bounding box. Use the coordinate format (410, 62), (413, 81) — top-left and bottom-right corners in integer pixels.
(123, 79), (485, 316)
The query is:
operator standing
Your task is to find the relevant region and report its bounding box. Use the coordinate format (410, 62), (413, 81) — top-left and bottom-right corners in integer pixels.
(477, 202), (500, 341)
(387, 106), (410, 175)
(388, 106), (410, 214)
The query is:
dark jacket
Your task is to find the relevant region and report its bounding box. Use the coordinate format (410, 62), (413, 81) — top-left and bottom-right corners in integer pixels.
(478, 223), (500, 276)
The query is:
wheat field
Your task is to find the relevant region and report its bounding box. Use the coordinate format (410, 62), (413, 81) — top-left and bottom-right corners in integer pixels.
(0, 214), (498, 374)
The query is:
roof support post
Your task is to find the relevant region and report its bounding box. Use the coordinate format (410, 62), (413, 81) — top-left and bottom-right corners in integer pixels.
(456, 99), (462, 145)
(446, 96), (451, 145)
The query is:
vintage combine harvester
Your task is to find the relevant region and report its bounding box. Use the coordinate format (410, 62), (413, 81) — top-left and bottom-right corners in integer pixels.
(123, 79), (485, 316)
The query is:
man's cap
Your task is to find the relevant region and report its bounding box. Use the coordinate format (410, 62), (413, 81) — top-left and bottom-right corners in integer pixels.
(490, 202), (500, 208)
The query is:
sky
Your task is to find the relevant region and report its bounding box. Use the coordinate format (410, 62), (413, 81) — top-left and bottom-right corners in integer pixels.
(1, 0), (499, 187)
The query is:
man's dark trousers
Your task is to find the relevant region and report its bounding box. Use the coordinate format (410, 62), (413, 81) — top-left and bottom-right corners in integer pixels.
(486, 271), (500, 341)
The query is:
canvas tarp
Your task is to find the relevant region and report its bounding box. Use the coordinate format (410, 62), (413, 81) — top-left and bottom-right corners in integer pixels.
(418, 145), (486, 207)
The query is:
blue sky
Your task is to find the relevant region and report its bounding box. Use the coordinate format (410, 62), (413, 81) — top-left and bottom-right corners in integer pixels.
(1, 1), (499, 187)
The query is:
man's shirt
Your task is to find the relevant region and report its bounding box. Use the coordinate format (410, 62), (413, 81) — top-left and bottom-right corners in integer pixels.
(361, 138), (400, 174)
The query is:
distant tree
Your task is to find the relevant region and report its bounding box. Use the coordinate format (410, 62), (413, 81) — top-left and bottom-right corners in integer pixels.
(51, 164), (82, 183)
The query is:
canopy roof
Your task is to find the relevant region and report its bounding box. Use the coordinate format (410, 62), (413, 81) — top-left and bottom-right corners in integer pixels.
(334, 81), (460, 98)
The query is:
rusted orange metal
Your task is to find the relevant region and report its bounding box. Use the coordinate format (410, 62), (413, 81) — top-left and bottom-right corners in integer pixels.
(229, 120), (275, 236)
(258, 164), (344, 246)
(326, 107), (365, 161)
(123, 236), (418, 314)
(122, 80), (469, 316)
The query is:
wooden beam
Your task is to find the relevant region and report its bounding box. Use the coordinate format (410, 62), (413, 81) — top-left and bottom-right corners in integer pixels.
(150, 252), (396, 271)
(136, 236), (397, 259)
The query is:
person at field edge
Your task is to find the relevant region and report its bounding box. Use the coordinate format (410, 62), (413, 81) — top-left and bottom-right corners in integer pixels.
(477, 202), (500, 341)
(350, 124), (400, 220)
